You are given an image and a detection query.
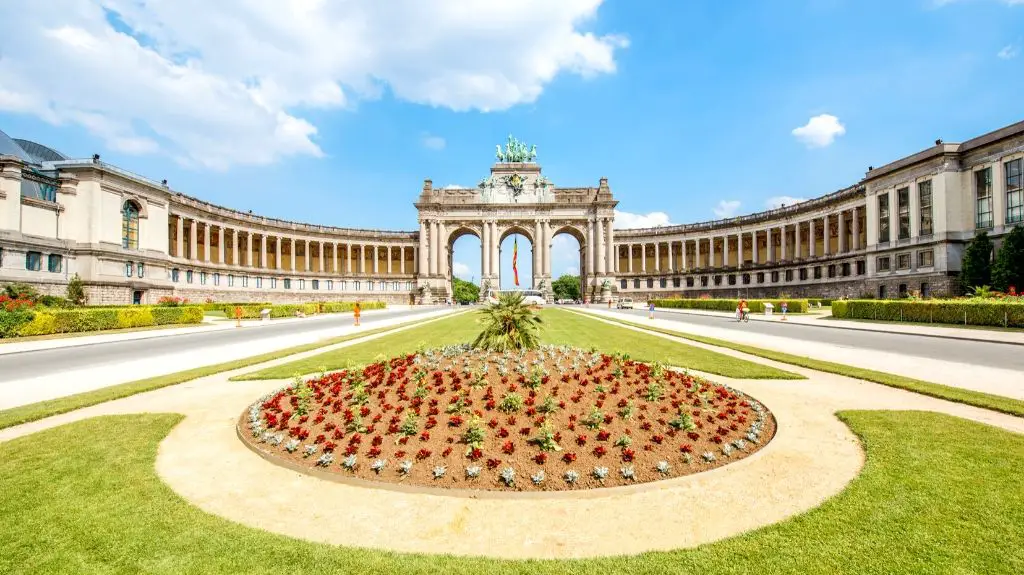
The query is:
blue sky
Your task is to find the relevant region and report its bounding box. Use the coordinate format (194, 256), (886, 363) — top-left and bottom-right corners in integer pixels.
(2, 0), (1022, 288)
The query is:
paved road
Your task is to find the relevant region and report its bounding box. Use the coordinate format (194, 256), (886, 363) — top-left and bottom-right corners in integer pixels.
(0, 307), (441, 383)
(604, 308), (1024, 372)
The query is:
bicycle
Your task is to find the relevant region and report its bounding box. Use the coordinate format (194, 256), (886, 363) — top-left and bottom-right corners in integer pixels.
(737, 308), (750, 323)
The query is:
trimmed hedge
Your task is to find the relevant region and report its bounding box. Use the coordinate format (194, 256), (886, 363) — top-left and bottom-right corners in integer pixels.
(653, 298), (809, 314)
(221, 301), (386, 319)
(831, 299), (1024, 328)
(5, 305), (204, 338)
(201, 302), (270, 312)
(807, 298), (834, 307)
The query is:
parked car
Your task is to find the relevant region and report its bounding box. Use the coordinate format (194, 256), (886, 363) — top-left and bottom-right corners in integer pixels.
(617, 297), (634, 309)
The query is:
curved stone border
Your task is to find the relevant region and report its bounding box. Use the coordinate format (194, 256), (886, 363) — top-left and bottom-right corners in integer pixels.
(234, 400), (780, 501)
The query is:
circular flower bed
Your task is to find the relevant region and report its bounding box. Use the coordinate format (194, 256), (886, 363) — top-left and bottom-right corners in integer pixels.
(241, 344), (775, 492)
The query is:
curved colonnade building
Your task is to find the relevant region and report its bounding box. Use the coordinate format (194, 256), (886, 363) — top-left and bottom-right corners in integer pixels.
(1, 121), (1022, 305)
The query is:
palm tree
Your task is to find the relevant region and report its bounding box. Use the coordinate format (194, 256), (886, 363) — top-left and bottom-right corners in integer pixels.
(473, 292), (543, 351)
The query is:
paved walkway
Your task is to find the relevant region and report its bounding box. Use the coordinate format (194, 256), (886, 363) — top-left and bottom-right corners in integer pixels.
(0, 307), (453, 410)
(644, 305), (1024, 345)
(585, 308), (1024, 400)
(0, 317), (1020, 560)
(0, 306), (420, 356)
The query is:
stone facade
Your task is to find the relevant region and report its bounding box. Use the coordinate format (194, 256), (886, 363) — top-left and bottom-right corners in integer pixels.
(2, 123), (1023, 304)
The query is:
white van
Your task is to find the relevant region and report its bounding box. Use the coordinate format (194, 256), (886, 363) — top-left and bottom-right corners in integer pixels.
(485, 289), (546, 306)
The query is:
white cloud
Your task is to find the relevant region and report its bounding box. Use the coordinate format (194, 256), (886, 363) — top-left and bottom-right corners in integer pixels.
(452, 261), (471, 279)
(713, 200), (741, 218)
(766, 195), (809, 209)
(0, 1), (626, 169)
(792, 114), (846, 148)
(564, 266), (579, 276)
(422, 134), (446, 150)
(997, 44), (1019, 59)
(613, 210), (673, 229)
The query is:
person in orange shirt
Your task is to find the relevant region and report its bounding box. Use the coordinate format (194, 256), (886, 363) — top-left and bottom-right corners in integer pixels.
(737, 299), (749, 322)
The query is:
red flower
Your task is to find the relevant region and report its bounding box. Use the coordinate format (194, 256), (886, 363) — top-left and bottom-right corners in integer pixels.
(416, 448), (432, 460)
(562, 452), (577, 463)
(395, 450), (406, 458)
(679, 444), (693, 454)
(448, 415), (464, 427)
(498, 428), (510, 438)
(398, 436), (409, 445)
(420, 431), (430, 441)
(507, 416), (517, 425)
(534, 453), (548, 464)
(501, 440), (515, 455)
(468, 448), (483, 460)
(687, 431), (700, 441)
(486, 458), (501, 469)
(593, 445), (607, 457)
(651, 434), (664, 444)
(323, 441), (336, 452)
(368, 446), (382, 457)
(597, 430), (611, 441)
(621, 448), (635, 462)
(519, 427), (531, 436)
(442, 447), (453, 457)
(576, 434), (588, 446)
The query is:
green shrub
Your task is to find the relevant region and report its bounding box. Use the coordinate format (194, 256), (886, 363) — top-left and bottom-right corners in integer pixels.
(222, 301), (384, 319)
(201, 301), (270, 312)
(831, 299), (1024, 328)
(65, 273), (87, 306)
(652, 298), (809, 313)
(5, 305), (203, 338)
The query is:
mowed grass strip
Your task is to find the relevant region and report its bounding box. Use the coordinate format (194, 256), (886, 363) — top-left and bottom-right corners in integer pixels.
(0, 317), (439, 430)
(1, 411), (1020, 574)
(235, 312), (483, 380)
(538, 308), (802, 380)
(590, 312), (1024, 418)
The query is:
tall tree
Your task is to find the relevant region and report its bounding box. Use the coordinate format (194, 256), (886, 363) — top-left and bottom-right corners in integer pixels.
(992, 225), (1024, 293)
(551, 274), (581, 301)
(65, 273), (87, 306)
(959, 231), (993, 294)
(452, 277), (480, 304)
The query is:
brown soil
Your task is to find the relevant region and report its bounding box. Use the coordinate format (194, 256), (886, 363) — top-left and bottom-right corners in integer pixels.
(240, 345), (775, 492)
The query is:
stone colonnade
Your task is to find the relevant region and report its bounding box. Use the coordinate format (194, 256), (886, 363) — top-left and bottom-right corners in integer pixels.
(618, 206), (864, 273)
(169, 215), (417, 275)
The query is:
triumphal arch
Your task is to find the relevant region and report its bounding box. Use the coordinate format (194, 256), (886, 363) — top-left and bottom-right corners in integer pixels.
(414, 135), (618, 303)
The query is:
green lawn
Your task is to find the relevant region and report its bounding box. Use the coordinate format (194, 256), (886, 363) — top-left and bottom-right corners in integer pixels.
(0, 411), (1020, 574)
(0, 317), (442, 430)
(239, 308), (801, 380)
(588, 312), (1024, 418)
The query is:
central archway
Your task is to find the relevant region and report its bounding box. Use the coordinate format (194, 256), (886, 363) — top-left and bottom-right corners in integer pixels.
(498, 225), (535, 291)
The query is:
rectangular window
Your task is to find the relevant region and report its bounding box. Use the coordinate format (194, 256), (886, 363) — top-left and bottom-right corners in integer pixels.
(200, 271), (207, 285)
(379, 281), (385, 291)
(620, 279), (627, 289)
(647, 278), (655, 288)
(256, 277), (263, 288)
(686, 277), (695, 287)
(228, 274), (235, 287)
(784, 270), (793, 282)
(242, 276), (249, 287)
(125, 262), (134, 277)
(368, 281), (374, 291)
(284, 278), (292, 289)
(877, 256), (891, 272)
(897, 187), (910, 240)
(354, 280), (361, 291)
(186, 270), (194, 284)
(47, 254), (62, 273)
(138, 262), (145, 278)
(799, 268), (808, 281)
(673, 277), (681, 288)
(700, 276), (709, 287)
(856, 260), (866, 275)
(405, 281), (412, 291)
(172, 268), (180, 282)
(392, 282), (399, 291)
(271, 278), (278, 289)
(633, 279), (640, 289)
(339, 280), (346, 291)
(921, 282), (931, 298)
(828, 264), (836, 278)
(770, 271), (779, 283)
(712, 275), (721, 286)
(897, 253), (911, 270)
(25, 251), (41, 271)
(727, 275), (736, 286)
(918, 180), (933, 235)
(878, 193), (891, 243)
(1007, 158), (1023, 224)
(327, 280), (334, 290)
(918, 249), (934, 268)
(841, 262), (851, 277)
(898, 283), (908, 298)
(297, 278), (304, 290)
(976, 168), (993, 229)
(214, 273), (220, 286)
(814, 266), (822, 280)
(659, 278), (667, 288)
(312, 279), (320, 290)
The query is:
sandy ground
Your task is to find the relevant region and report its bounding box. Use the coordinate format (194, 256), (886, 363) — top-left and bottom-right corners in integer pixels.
(1, 318), (1021, 560)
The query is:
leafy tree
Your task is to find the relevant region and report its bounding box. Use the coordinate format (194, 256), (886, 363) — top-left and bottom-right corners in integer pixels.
(992, 225), (1024, 293)
(65, 273), (87, 306)
(2, 282), (39, 302)
(551, 274), (581, 301)
(452, 277), (480, 304)
(473, 292), (543, 351)
(959, 231), (992, 294)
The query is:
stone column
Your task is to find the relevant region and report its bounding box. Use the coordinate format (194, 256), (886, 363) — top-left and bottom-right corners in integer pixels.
(853, 207), (861, 250)
(373, 245), (379, 274)
(627, 244), (633, 272)
(289, 238), (295, 271)
(317, 242), (324, 272)
(534, 220), (542, 281)
(641, 243), (647, 272)
(431, 222), (441, 276)
(419, 221), (428, 276)
(595, 218), (606, 274)
(217, 227), (225, 265)
(347, 243), (353, 274)
(781, 225), (789, 261)
(752, 231), (759, 264)
(273, 236), (281, 270)
(795, 223), (802, 260)
(767, 228), (774, 262)
(681, 240), (688, 271)
(332, 243), (338, 273)
(201, 222), (210, 262)
(653, 242), (660, 272)
(839, 211), (848, 253)
(491, 222), (500, 277)
(809, 219), (817, 257)
(737, 234), (743, 269)
(606, 218), (615, 274)
(543, 220), (552, 278)
(824, 216), (832, 255)
(481, 221), (490, 280)
(400, 246), (406, 274)
(386, 245), (392, 274)
(175, 216), (184, 259)
(438, 223), (447, 278)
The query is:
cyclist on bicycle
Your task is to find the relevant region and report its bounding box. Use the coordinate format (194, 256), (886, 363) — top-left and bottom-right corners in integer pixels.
(737, 299), (750, 322)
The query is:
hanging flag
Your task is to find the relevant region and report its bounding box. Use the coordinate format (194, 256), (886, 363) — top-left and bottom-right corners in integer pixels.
(512, 236), (520, 286)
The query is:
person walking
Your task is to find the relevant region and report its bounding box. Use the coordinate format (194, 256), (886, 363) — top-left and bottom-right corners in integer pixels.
(648, 300), (655, 320)
(780, 301), (788, 321)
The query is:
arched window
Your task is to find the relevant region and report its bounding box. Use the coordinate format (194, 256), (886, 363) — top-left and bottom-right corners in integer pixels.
(122, 201), (140, 249)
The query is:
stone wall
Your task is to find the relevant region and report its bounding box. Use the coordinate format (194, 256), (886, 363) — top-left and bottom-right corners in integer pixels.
(173, 287), (412, 305)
